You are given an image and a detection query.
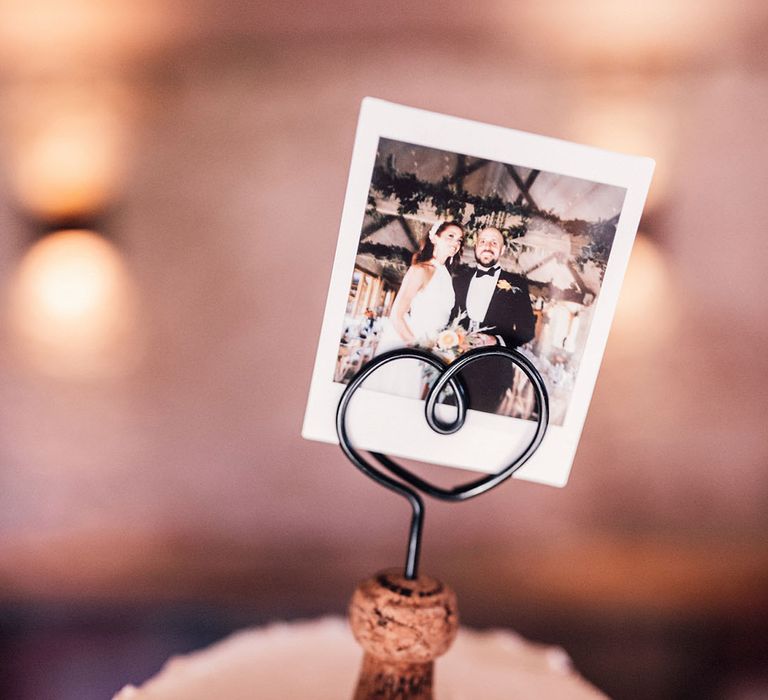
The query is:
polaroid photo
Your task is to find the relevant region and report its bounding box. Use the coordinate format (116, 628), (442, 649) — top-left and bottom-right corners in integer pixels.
(303, 98), (654, 487)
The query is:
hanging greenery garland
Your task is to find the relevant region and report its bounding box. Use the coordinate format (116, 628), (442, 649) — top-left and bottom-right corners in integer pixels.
(371, 154), (543, 228)
(357, 242), (412, 268)
(366, 155), (617, 268)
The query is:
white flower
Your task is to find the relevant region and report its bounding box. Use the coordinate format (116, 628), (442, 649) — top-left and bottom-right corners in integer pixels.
(436, 329), (460, 350)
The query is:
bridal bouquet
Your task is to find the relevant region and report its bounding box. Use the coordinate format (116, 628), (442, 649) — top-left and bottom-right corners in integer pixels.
(419, 311), (493, 364)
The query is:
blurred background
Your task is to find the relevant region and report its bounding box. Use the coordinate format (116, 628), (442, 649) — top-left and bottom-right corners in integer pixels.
(0, 1), (767, 698)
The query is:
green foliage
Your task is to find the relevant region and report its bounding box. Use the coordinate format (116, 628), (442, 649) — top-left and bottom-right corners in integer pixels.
(369, 158), (612, 270)
(574, 216), (618, 268)
(357, 242), (412, 267)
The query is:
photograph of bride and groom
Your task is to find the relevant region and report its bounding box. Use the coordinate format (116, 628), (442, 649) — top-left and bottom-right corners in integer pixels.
(335, 138), (627, 426)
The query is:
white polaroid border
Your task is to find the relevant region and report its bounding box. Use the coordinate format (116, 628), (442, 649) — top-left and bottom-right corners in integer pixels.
(302, 98), (654, 487)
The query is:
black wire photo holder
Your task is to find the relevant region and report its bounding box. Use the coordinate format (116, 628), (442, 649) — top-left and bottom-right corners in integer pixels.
(336, 346), (550, 580)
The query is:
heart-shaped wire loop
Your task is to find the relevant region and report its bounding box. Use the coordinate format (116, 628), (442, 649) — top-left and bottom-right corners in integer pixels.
(336, 346), (549, 579)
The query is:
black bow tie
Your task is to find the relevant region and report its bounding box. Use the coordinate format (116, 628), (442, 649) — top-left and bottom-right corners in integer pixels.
(474, 266), (499, 278)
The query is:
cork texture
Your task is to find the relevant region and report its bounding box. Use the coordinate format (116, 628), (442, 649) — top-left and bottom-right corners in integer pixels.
(352, 655), (434, 700)
(349, 569), (459, 664)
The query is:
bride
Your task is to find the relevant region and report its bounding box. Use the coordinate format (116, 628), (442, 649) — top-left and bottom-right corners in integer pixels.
(366, 220), (464, 399)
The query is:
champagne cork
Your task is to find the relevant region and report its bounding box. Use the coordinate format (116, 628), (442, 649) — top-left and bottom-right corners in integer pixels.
(349, 569), (459, 700)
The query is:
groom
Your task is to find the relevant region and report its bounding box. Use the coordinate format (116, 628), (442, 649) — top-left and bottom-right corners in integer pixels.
(450, 227), (536, 413)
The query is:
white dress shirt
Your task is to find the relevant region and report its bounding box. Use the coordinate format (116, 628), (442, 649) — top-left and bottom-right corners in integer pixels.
(466, 266), (505, 344)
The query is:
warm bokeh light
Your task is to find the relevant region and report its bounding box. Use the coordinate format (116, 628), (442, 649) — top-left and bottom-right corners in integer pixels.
(516, 0), (750, 67)
(612, 234), (673, 347)
(0, 0), (175, 71)
(7, 229), (141, 378)
(570, 87), (674, 208)
(5, 83), (129, 219)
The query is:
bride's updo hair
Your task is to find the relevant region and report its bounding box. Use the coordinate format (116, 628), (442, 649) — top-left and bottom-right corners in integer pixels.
(412, 220), (464, 270)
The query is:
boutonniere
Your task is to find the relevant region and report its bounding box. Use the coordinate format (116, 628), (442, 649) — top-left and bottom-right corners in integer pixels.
(496, 279), (521, 293)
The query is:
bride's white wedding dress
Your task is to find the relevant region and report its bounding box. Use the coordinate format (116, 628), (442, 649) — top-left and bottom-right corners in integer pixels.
(365, 263), (455, 399)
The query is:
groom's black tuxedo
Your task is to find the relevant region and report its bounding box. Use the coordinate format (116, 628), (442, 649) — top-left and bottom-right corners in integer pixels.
(450, 265), (536, 413)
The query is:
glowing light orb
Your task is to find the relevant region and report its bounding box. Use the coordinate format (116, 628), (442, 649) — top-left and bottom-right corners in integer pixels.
(613, 234), (673, 348)
(7, 229), (141, 378)
(9, 94), (126, 220)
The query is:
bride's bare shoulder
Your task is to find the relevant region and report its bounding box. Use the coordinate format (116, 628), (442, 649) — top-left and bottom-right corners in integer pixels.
(408, 262), (436, 280)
